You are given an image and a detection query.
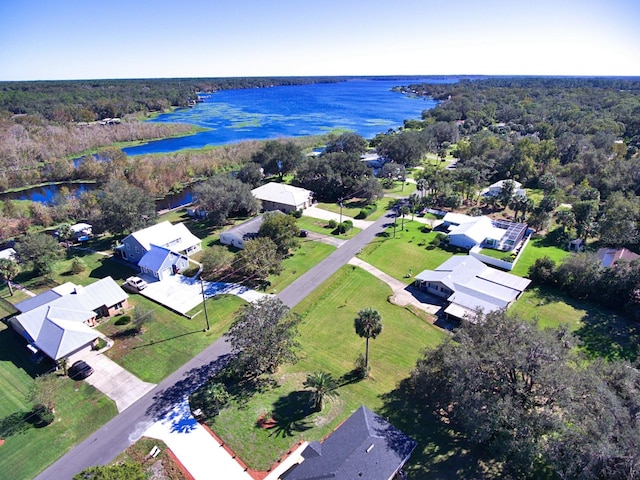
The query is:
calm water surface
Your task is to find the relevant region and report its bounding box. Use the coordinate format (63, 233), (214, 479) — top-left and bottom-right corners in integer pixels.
(123, 78), (445, 156)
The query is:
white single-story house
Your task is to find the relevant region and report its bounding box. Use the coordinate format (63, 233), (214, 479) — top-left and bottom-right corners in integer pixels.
(219, 215), (265, 250)
(0, 247), (16, 260)
(138, 245), (189, 281)
(446, 215), (528, 251)
(484, 179), (526, 198)
(414, 256), (531, 322)
(251, 182), (313, 213)
(116, 221), (201, 271)
(9, 277), (128, 361)
(441, 212), (478, 229)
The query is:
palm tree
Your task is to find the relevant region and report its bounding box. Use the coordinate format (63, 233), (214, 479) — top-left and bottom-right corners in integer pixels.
(205, 382), (229, 415)
(408, 193), (420, 220)
(354, 308), (383, 378)
(304, 372), (338, 411)
(398, 205), (410, 229)
(0, 258), (19, 296)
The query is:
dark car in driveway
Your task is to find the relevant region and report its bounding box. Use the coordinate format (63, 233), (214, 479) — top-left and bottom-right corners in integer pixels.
(69, 360), (93, 380)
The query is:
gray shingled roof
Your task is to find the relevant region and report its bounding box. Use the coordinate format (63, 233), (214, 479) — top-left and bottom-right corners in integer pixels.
(283, 406), (417, 480)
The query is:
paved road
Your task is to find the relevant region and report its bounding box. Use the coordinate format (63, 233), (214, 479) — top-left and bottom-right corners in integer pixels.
(35, 338), (233, 480)
(37, 208), (397, 479)
(278, 209), (396, 308)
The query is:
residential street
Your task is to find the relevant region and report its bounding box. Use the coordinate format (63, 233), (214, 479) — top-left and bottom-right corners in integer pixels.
(36, 207), (398, 479)
(278, 210), (398, 308)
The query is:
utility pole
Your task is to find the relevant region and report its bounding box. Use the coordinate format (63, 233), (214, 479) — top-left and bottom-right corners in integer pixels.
(339, 199), (344, 235)
(200, 276), (210, 331)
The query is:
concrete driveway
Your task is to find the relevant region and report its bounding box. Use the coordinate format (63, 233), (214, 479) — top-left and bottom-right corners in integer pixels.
(145, 399), (253, 480)
(68, 345), (156, 413)
(138, 274), (267, 315)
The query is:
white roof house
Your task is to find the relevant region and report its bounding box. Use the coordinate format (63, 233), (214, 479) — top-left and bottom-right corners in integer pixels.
(138, 245), (189, 281)
(446, 215), (528, 252)
(0, 247), (16, 260)
(251, 182), (313, 213)
(442, 212), (478, 227)
(9, 277), (128, 360)
(448, 216), (508, 250)
(116, 221), (202, 273)
(485, 179), (526, 198)
(414, 256), (530, 322)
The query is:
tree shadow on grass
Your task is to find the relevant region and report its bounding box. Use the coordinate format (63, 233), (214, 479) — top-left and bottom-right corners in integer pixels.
(146, 354), (231, 421)
(267, 390), (314, 438)
(0, 328), (54, 378)
(378, 379), (496, 480)
(89, 257), (137, 281)
(532, 286), (640, 361)
(574, 310), (640, 361)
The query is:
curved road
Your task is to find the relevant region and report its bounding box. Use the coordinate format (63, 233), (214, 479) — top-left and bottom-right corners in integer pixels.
(36, 209), (397, 479)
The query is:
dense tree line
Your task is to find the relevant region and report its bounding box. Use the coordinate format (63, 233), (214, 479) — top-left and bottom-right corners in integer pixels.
(408, 310), (640, 479)
(398, 77), (640, 201)
(0, 77), (344, 121)
(529, 253), (640, 320)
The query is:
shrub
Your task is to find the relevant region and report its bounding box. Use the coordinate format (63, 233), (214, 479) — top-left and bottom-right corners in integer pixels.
(71, 257), (86, 274)
(338, 220), (353, 234)
(354, 353), (369, 379)
(355, 204), (378, 219)
(327, 219), (337, 229)
(421, 225), (432, 233)
(31, 404), (54, 428)
(115, 315), (131, 325)
(93, 337), (107, 350)
(290, 209), (303, 218)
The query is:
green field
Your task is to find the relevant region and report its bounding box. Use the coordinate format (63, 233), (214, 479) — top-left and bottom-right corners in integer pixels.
(359, 220), (459, 283)
(210, 265), (448, 472)
(510, 233), (570, 277)
(295, 216), (361, 238)
(266, 240), (335, 293)
(511, 287), (640, 361)
(99, 294), (245, 383)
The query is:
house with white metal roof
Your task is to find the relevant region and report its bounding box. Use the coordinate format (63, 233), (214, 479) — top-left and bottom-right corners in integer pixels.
(9, 277), (128, 360)
(414, 256), (530, 322)
(138, 245), (189, 281)
(116, 221), (201, 279)
(445, 215), (528, 252)
(251, 182), (313, 213)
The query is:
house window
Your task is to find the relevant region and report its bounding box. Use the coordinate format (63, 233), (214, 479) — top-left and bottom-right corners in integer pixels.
(126, 243), (130, 250)
(135, 246), (139, 254)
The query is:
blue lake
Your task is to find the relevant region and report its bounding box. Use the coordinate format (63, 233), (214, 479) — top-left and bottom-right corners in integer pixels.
(123, 78), (446, 156)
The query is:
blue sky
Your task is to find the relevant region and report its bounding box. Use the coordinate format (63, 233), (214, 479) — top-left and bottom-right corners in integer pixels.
(1, 0), (639, 80)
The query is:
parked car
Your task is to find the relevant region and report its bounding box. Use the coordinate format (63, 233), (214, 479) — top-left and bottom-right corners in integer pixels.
(68, 360), (93, 380)
(123, 276), (148, 292)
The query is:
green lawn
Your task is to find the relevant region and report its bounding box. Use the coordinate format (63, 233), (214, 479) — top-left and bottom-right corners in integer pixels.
(0, 323), (117, 480)
(99, 294), (246, 383)
(295, 216), (361, 239)
(511, 287), (640, 362)
(266, 241), (335, 293)
(209, 265), (447, 471)
(359, 220), (459, 283)
(510, 233), (570, 277)
(383, 181), (416, 197)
